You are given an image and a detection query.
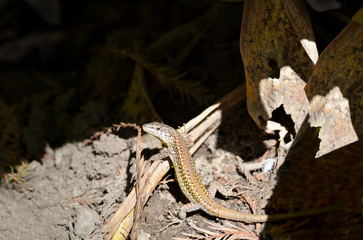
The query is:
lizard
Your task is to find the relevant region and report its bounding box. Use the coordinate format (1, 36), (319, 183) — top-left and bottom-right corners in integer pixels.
(142, 122), (335, 223)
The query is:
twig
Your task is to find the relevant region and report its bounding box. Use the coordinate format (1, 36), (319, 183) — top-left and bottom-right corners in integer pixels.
(236, 156), (258, 184)
(127, 124), (144, 240)
(108, 123), (149, 240)
(180, 219), (259, 240)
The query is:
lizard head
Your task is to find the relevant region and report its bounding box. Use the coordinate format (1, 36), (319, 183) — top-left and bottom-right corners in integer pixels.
(142, 122), (176, 147)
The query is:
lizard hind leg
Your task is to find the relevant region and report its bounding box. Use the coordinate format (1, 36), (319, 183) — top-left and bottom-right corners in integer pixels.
(178, 202), (203, 219)
(208, 181), (237, 199)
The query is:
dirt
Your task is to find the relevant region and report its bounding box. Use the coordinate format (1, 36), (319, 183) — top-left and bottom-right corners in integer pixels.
(0, 134), (135, 239)
(0, 112), (279, 240)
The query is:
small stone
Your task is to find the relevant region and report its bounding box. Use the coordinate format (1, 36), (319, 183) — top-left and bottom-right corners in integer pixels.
(73, 206), (100, 238)
(93, 134), (128, 156)
(137, 231), (150, 240)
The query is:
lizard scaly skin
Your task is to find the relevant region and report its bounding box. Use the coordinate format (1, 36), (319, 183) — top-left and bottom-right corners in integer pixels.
(143, 122), (332, 223)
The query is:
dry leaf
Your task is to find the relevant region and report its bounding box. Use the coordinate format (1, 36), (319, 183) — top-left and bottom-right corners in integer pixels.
(305, 11), (362, 156)
(240, 0), (316, 131)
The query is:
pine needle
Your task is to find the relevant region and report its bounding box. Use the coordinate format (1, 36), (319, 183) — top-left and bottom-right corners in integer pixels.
(118, 50), (211, 105)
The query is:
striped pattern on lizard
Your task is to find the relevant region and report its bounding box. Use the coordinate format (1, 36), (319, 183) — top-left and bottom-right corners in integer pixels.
(142, 122), (334, 223)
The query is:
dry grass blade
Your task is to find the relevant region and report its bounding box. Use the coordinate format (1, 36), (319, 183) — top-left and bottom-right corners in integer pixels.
(127, 123), (145, 240)
(105, 160), (169, 240)
(188, 221), (220, 236)
(186, 85), (246, 153)
(181, 232), (208, 239)
(211, 221), (258, 238)
(191, 220), (259, 240)
(238, 193), (257, 216)
(104, 123), (150, 240)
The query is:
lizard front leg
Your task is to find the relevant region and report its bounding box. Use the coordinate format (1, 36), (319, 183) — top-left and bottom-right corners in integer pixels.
(149, 148), (170, 161)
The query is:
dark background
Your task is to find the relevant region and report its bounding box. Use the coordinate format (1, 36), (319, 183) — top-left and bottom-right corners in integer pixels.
(0, 0), (359, 167)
